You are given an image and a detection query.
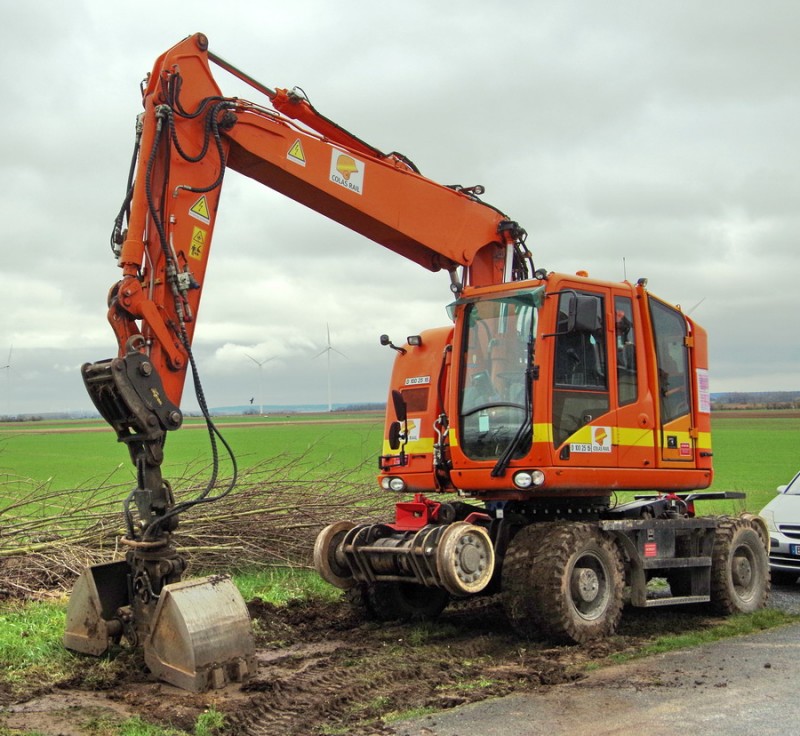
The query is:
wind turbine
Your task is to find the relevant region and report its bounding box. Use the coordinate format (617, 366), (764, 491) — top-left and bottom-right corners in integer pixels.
(245, 353), (273, 416)
(313, 324), (346, 412)
(1, 346), (12, 418)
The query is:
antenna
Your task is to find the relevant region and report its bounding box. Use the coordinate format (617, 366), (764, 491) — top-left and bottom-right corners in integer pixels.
(623, 257), (627, 281)
(245, 353), (273, 416)
(686, 297), (706, 316)
(313, 324), (347, 412)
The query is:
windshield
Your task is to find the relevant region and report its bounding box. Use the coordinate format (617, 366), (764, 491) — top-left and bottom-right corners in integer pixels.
(458, 293), (538, 461)
(784, 472), (800, 495)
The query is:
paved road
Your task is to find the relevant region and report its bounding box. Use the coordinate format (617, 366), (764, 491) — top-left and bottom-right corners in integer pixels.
(391, 585), (800, 736)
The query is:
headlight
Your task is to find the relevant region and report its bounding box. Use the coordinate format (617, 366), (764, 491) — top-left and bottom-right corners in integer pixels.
(513, 470), (545, 489)
(388, 477), (406, 492)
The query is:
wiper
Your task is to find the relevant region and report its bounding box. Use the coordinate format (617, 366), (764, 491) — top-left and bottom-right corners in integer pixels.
(491, 338), (534, 477)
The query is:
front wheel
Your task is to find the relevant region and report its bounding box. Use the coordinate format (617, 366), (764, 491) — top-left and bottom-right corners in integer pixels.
(503, 522), (624, 643)
(710, 517), (769, 614)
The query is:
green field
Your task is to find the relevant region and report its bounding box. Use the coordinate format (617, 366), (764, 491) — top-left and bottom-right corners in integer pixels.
(0, 411), (797, 514)
(0, 414), (385, 494)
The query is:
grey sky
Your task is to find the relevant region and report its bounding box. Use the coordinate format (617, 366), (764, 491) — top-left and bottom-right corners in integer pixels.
(1, 0), (797, 415)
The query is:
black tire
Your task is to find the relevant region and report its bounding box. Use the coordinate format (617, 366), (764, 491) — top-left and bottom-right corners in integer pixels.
(347, 582), (450, 622)
(502, 522), (624, 643)
(710, 518), (770, 614)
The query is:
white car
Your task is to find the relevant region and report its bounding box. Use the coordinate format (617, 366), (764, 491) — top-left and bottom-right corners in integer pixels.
(760, 471), (800, 585)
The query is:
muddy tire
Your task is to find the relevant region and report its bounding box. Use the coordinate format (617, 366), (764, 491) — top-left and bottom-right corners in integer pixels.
(710, 517), (769, 614)
(348, 582), (450, 622)
(503, 522), (624, 643)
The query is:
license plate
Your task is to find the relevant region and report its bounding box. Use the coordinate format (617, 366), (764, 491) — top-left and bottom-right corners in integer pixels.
(791, 544), (800, 556)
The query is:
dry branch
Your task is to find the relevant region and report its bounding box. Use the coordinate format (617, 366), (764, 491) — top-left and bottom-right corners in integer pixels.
(0, 452), (393, 597)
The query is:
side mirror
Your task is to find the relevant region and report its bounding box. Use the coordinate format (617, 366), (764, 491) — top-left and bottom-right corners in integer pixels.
(573, 294), (602, 333)
(391, 389), (407, 422)
(388, 421), (403, 450)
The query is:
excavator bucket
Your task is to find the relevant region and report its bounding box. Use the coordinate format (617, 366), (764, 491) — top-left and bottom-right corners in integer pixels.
(143, 575), (256, 692)
(64, 560), (129, 656)
(65, 565), (256, 692)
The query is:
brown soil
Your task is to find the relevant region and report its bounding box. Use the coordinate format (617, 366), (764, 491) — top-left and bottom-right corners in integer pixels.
(0, 595), (728, 736)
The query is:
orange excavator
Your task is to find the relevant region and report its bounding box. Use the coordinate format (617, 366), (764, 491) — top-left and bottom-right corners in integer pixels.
(65, 33), (769, 692)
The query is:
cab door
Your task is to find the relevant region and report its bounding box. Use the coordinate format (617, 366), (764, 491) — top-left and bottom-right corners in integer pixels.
(550, 286), (617, 468)
(649, 296), (695, 464)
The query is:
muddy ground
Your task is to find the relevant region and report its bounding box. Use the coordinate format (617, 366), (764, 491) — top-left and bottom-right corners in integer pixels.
(0, 595), (742, 736)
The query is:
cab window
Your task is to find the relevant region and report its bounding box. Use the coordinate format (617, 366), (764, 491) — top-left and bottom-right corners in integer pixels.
(649, 297), (691, 423)
(552, 290), (609, 447)
(614, 296), (637, 405)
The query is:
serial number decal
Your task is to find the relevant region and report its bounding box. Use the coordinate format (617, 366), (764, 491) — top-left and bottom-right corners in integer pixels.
(569, 426), (612, 454)
(405, 376), (431, 386)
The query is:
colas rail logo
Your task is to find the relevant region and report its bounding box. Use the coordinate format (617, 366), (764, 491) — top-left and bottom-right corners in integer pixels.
(592, 426), (612, 453)
(330, 149), (364, 194)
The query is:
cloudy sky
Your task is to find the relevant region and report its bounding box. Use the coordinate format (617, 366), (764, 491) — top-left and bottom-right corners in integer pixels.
(1, 0), (797, 416)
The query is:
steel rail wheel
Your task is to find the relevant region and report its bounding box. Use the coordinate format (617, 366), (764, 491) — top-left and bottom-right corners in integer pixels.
(503, 522), (624, 643)
(710, 517), (770, 614)
(314, 521), (356, 589)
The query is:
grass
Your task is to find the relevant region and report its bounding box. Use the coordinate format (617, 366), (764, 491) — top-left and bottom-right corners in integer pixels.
(607, 608), (800, 664)
(0, 414), (384, 493)
(1, 411), (797, 512)
(232, 567), (340, 605)
(0, 598), (74, 684)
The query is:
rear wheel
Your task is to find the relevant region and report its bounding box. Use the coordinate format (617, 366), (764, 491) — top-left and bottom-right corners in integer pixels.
(348, 582), (450, 622)
(503, 522), (624, 643)
(710, 518), (769, 614)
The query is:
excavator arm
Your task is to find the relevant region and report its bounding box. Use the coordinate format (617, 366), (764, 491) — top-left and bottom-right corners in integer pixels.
(68, 32), (530, 692)
(109, 32), (528, 409)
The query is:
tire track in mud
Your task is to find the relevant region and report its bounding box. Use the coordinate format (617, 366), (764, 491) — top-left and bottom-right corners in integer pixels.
(5, 594), (760, 736)
(231, 648), (392, 736)
(226, 598), (584, 736)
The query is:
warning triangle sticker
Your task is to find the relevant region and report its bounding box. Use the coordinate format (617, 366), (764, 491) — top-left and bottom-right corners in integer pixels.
(189, 226), (207, 260)
(189, 195), (211, 223)
(287, 139), (306, 166)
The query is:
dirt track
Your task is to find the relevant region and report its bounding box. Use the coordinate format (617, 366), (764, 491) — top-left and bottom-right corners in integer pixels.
(0, 594), (773, 736)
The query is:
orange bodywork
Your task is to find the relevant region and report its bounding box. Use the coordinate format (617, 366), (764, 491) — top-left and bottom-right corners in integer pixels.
(110, 33), (519, 408)
(381, 273), (713, 500)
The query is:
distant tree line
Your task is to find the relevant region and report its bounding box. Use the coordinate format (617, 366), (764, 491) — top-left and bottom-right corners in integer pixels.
(334, 403), (386, 413)
(0, 414), (45, 423)
(711, 391), (800, 411)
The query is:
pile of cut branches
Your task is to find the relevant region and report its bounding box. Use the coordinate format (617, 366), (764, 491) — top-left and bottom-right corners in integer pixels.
(0, 450), (392, 597)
